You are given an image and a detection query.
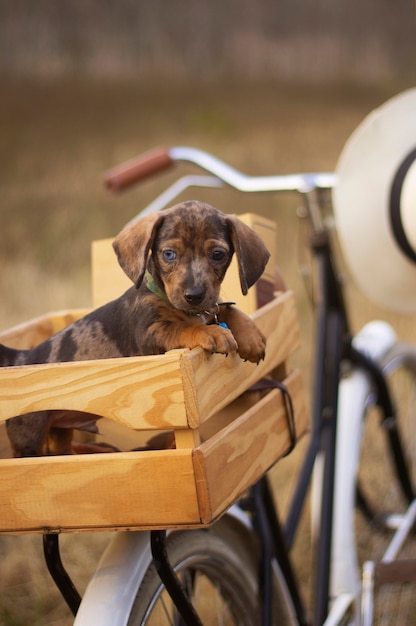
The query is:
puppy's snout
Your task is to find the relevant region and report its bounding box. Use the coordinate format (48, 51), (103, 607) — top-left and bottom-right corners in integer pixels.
(184, 287), (205, 306)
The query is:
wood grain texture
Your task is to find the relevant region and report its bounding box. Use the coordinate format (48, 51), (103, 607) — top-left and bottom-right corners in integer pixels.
(193, 369), (307, 523)
(91, 238), (132, 307)
(0, 370), (307, 533)
(0, 352), (189, 428)
(0, 449), (200, 533)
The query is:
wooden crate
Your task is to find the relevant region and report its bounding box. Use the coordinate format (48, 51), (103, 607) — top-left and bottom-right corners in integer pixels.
(0, 292), (307, 534)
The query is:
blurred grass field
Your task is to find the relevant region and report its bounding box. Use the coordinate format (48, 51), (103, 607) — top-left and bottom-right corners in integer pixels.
(1, 77), (416, 624)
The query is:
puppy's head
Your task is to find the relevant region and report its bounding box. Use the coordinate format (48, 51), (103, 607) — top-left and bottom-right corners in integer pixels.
(113, 201), (270, 313)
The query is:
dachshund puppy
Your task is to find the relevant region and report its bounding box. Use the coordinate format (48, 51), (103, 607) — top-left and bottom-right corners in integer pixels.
(1, 200), (270, 456)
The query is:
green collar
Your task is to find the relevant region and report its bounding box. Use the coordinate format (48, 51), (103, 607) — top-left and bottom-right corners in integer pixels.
(144, 269), (169, 302)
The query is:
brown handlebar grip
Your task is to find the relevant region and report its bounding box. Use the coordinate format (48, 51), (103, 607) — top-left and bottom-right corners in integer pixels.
(103, 148), (174, 193)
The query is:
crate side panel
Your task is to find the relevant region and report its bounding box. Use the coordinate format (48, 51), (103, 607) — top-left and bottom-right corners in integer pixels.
(0, 450), (200, 533)
(0, 353), (189, 429)
(193, 369), (307, 523)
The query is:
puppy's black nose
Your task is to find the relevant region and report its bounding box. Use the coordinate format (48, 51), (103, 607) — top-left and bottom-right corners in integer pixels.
(184, 288), (205, 305)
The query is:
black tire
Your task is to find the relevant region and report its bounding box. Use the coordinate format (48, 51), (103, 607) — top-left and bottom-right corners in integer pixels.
(127, 527), (297, 625)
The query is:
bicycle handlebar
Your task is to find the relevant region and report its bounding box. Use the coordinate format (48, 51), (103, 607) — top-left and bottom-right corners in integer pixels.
(104, 145), (336, 195)
(103, 148), (174, 193)
(170, 146), (336, 193)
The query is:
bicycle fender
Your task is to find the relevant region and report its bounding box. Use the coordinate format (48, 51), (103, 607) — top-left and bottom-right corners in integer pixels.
(73, 505), (253, 626)
(73, 530), (152, 626)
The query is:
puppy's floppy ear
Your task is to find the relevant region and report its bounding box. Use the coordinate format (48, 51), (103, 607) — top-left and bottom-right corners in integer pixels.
(113, 213), (164, 287)
(226, 215), (270, 295)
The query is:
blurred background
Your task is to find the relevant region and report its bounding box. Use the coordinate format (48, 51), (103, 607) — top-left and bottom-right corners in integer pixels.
(0, 1), (416, 624)
(1, 0), (416, 329)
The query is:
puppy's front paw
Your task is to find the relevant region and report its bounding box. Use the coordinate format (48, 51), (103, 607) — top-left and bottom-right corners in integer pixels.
(216, 306), (267, 364)
(236, 326), (267, 364)
(193, 324), (238, 356)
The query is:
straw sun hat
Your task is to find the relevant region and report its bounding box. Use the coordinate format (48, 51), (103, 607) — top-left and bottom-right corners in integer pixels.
(333, 88), (416, 313)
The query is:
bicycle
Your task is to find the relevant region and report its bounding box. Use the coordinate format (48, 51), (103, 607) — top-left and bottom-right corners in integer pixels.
(1, 90), (415, 626)
(73, 89), (416, 625)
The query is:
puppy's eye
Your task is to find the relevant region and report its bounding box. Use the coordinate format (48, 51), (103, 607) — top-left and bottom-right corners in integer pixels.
(162, 249), (177, 262)
(211, 248), (227, 262)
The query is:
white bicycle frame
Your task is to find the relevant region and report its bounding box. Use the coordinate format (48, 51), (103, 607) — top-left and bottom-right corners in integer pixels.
(328, 321), (397, 625)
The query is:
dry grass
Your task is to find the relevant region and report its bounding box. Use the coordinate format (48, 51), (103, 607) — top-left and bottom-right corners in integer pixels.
(1, 77), (416, 624)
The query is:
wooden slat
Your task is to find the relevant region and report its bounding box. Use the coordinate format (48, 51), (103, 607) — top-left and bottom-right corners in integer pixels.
(91, 239), (132, 308)
(193, 369), (307, 524)
(0, 449), (199, 534)
(0, 352), (189, 428)
(183, 291), (300, 427)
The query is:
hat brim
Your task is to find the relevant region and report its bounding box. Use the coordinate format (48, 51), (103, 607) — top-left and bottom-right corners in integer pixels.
(332, 89), (416, 314)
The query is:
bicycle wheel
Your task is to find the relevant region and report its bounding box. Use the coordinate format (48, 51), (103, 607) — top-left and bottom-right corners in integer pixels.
(356, 341), (416, 623)
(127, 528), (297, 625)
(380, 342), (416, 499)
(357, 342), (416, 538)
